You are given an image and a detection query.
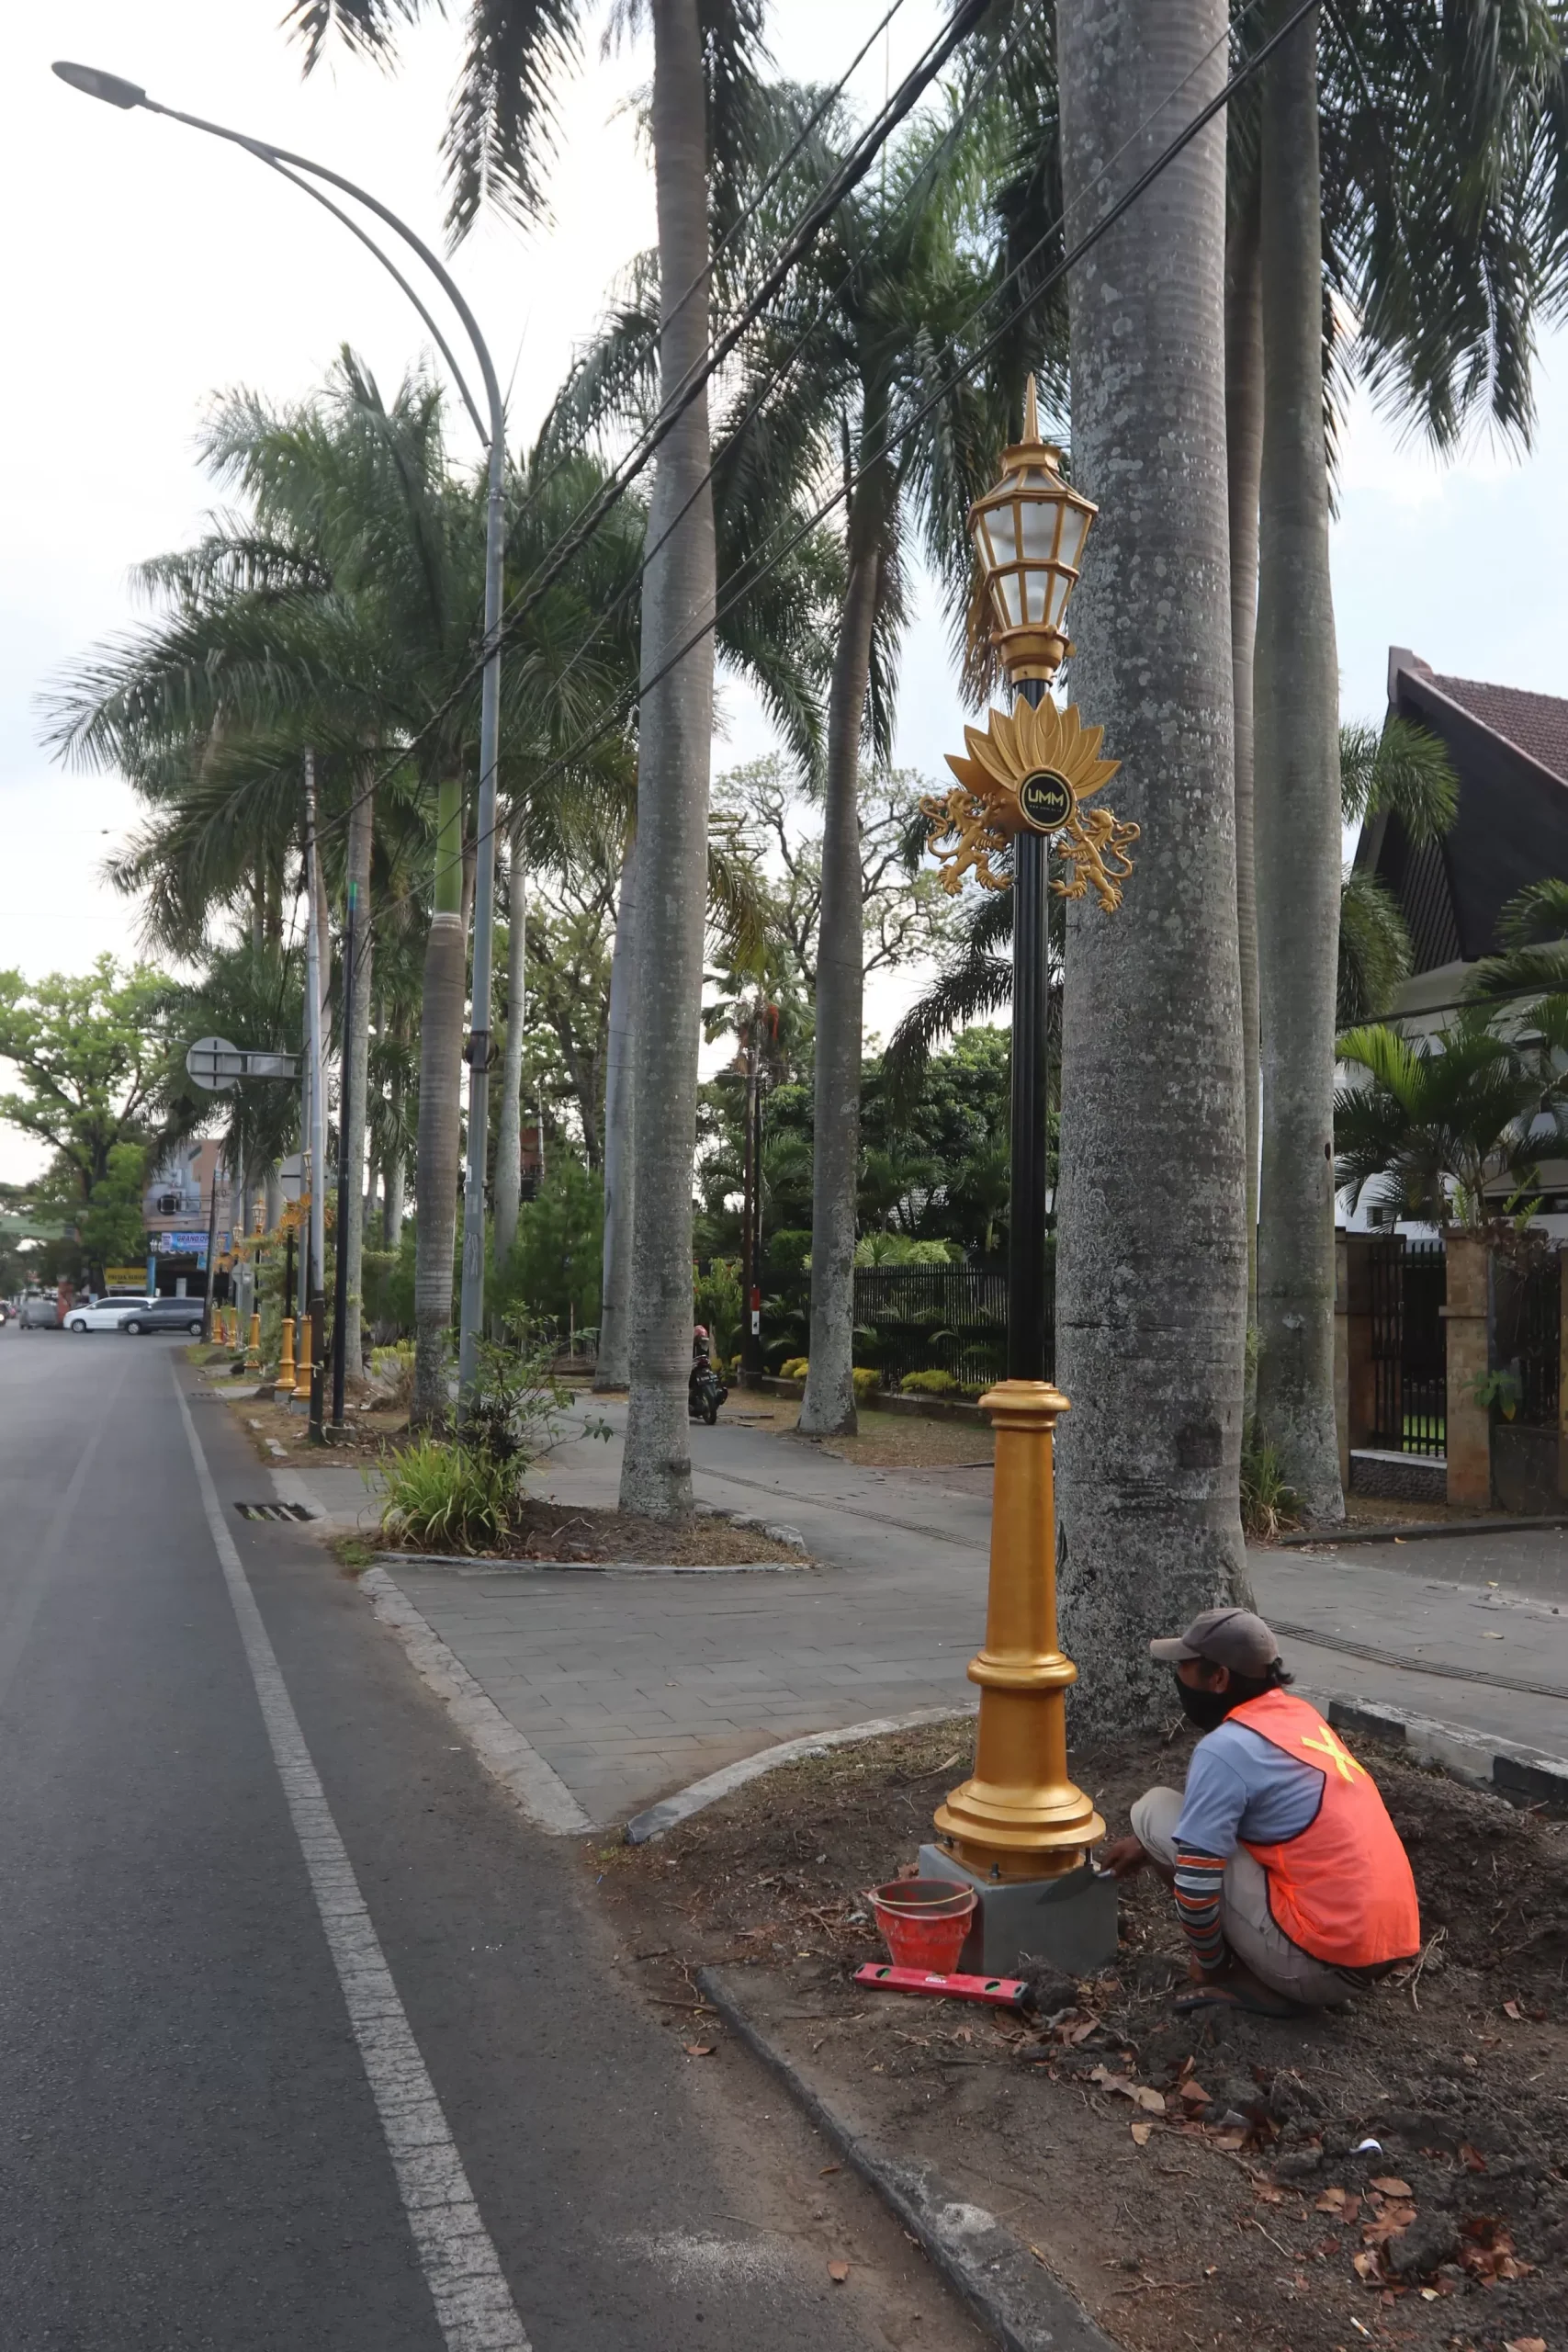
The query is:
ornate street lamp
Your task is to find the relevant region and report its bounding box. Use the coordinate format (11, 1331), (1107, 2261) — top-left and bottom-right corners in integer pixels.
(919, 380), (1139, 1967)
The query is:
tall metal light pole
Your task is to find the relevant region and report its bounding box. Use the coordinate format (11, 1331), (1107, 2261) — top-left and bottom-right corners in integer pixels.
(919, 381), (1141, 1964)
(52, 59), (508, 1411)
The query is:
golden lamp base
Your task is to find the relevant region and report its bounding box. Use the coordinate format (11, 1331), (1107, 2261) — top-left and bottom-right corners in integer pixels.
(932, 1379), (1105, 1883)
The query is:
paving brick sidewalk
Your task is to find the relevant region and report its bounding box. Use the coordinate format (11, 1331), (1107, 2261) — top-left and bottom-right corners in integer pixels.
(273, 1395), (1568, 1829)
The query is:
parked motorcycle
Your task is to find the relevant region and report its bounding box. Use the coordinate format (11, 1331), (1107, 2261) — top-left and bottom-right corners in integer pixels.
(688, 1359), (728, 1426)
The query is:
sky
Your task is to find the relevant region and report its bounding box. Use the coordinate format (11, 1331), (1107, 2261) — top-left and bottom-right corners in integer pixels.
(5, 1), (1568, 1182)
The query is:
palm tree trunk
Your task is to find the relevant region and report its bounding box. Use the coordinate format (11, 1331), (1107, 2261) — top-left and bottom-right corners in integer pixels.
(341, 773), (375, 1385)
(1226, 170), (1265, 1423)
(799, 497), (882, 1439)
(412, 774), (467, 1425)
(1054, 0), (1251, 1735)
(617, 0), (717, 1517)
(595, 831), (641, 1392)
(1254, 0), (1345, 1522)
(492, 817), (528, 1273)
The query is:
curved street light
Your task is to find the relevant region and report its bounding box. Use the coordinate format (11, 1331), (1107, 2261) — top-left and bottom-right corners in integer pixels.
(52, 60), (507, 1408)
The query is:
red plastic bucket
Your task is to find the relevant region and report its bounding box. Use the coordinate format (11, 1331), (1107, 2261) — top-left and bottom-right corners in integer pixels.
(868, 1877), (976, 1973)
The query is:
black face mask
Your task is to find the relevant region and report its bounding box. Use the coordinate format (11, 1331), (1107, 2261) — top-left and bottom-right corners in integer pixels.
(1176, 1675), (1234, 1732)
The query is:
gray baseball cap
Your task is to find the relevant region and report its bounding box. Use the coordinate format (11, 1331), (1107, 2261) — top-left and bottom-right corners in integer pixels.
(1149, 1607), (1280, 1676)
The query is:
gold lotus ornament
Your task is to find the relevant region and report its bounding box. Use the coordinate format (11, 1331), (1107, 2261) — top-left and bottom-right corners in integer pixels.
(920, 693), (1139, 914)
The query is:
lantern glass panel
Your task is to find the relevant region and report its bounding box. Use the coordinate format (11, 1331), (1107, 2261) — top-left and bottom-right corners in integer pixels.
(1016, 496), (1057, 563)
(1057, 503), (1090, 570)
(1045, 569), (1072, 626)
(994, 571), (1025, 628)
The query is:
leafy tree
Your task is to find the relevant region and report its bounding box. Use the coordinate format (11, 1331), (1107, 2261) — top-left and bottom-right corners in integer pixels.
(494, 1158), (604, 1336)
(81, 1142), (153, 1281)
(1337, 715), (1460, 1027)
(0, 958), (172, 1209)
(1465, 878), (1568, 1021)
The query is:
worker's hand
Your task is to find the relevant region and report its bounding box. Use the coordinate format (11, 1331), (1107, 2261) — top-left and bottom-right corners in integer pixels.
(1100, 1836), (1151, 1881)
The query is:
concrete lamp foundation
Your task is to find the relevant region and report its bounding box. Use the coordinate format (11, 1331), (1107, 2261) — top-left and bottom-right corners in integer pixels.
(917, 1843), (1118, 1975)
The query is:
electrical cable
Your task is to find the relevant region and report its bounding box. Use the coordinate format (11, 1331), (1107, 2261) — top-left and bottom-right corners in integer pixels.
(303, 0), (1275, 866)
(452, 0), (1324, 879)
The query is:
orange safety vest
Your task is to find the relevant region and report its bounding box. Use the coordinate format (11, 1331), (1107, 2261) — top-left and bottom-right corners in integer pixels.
(1231, 1690), (1420, 1970)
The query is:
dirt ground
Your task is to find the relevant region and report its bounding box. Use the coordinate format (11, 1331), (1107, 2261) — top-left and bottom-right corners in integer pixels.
(398, 1494), (807, 1565)
(224, 1386), (409, 1462)
(720, 1395), (996, 1471)
(602, 1716), (1568, 2352)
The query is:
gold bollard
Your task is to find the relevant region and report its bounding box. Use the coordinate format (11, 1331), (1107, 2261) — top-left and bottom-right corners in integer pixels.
(279, 1316), (296, 1390)
(932, 1380), (1104, 1879)
(246, 1311), (262, 1373)
(293, 1313), (312, 1401)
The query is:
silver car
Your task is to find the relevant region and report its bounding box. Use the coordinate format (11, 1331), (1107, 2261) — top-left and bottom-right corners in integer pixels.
(17, 1295), (60, 1330)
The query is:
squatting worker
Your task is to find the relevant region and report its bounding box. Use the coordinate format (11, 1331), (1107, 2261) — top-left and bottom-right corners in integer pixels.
(1101, 1609), (1420, 2017)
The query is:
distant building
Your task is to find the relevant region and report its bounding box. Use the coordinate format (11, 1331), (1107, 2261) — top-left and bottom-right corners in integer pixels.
(142, 1139), (231, 1296)
(1349, 647), (1568, 1231)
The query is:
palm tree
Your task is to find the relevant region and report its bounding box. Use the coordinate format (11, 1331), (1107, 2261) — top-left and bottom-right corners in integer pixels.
(1335, 1012), (1562, 1229)
(1466, 879), (1568, 1021)
(1053, 0), (1251, 1733)
(1243, 0), (1568, 1517)
(285, 0), (765, 1507)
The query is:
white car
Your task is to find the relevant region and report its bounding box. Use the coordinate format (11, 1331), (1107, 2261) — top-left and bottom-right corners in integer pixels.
(64, 1296), (152, 1333)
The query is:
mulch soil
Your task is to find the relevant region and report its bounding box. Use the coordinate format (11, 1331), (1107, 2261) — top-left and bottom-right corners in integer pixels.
(428, 1495), (806, 1566)
(601, 1715), (1568, 2352)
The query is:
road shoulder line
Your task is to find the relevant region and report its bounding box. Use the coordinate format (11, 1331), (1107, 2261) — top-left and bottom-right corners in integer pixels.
(175, 1382), (534, 2352)
(362, 1566), (592, 1836)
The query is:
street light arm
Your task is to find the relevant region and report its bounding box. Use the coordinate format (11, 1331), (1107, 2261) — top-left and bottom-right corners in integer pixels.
(265, 159), (490, 447)
(51, 63), (503, 455)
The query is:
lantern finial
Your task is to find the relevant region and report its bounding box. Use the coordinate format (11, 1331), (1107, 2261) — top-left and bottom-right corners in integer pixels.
(1022, 373), (1040, 443)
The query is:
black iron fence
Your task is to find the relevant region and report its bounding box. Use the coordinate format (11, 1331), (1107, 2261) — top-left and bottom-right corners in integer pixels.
(1495, 1250), (1561, 1429)
(1367, 1235), (1447, 1456)
(852, 1262), (1039, 1390)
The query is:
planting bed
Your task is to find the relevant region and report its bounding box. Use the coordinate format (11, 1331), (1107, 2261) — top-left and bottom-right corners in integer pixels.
(602, 1715), (1568, 2352)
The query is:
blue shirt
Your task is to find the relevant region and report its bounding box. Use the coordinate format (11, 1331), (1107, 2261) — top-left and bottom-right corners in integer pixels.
(1175, 1719), (1323, 1860)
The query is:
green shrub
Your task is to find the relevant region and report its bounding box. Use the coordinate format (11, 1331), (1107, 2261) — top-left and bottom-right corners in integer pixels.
(694, 1258), (742, 1362)
(380, 1439), (514, 1554)
(852, 1366), (881, 1401)
(899, 1368), (960, 1396)
(1240, 1433), (1302, 1542)
(779, 1356), (809, 1382)
(361, 1247), (400, 1332)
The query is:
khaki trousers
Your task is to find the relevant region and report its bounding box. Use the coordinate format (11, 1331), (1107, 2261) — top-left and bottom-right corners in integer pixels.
(1130, 1785), (1352, 2007)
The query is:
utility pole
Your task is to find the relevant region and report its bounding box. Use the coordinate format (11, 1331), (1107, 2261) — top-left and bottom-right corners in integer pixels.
(303, 752), (328, 1443)
(330, 876), (358, 1431)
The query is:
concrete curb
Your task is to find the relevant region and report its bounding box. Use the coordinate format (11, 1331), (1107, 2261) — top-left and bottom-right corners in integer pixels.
(1279, 1511), (1568, 1547)
(625, 1704), (977, 1845)
(374, 1551), (806, 1577)
(1297, 1679), (1568, 1811)
(696, 1965), (1119, 2352)
(360, 1566), (592, 1836)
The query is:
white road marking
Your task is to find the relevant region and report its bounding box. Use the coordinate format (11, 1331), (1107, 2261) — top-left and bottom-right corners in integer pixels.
(362, 1567), (591, 1835)
(175, 1380), (532, 2352)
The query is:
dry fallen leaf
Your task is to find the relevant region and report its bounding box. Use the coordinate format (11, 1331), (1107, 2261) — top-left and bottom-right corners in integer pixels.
(828, 2260), (850, 2284)
(1130, 2120), (1154, 2146)
(819, 2165), (840, 2177)
(1504, 2338), (1547, 2352)
(1504, 2000), (1523, 2021)
(1134, 2086), (1167, 2114)
(1369, 2177), (1412, 2199)
(1459, 2142), (1489, 2173)
(1255, 2186), (1285, 2206)
(1315, 2188), (1347, 2213)
(682, 2041), (716, 2057)
(1210, 2130), (1247, 2152)
(1179, 2078), (1211, 2106)
(1351, 2251), (1382, 2284)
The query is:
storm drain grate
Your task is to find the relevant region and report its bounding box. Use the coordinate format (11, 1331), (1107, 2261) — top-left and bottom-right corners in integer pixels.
(234, 1501), (315, 1522)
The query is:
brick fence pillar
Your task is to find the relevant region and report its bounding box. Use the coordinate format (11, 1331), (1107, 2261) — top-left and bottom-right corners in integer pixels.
(1442, 1233), (1491, 1509)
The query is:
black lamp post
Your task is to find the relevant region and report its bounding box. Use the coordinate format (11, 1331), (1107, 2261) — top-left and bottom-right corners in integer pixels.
(964, 379), (1099, 1380)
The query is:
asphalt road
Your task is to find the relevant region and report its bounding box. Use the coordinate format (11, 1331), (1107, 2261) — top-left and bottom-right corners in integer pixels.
(0, 1329), (980, 2352)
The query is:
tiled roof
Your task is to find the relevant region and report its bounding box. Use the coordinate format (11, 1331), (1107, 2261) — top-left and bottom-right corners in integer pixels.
(1426, 671), (1568, 786)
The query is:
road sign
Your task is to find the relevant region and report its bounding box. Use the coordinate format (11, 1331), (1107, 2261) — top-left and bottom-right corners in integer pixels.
(186, 1035), (299, 1091)
(279, 1153), (307, 1203)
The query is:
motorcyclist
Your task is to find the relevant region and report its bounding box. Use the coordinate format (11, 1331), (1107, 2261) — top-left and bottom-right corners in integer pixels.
(688, 1326), (727, 1422)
